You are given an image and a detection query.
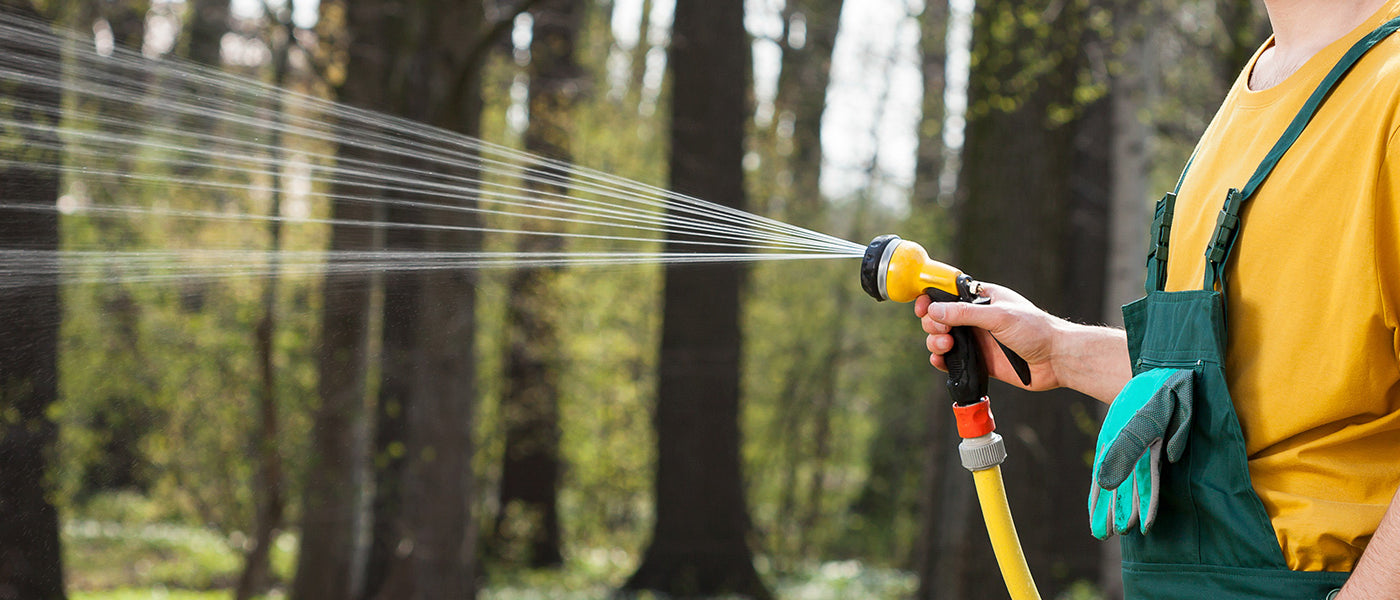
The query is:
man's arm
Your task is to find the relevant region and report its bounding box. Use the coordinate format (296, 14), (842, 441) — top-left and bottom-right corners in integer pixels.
(1337, 484), (1400, 599)
(916, 282), (1133, 404)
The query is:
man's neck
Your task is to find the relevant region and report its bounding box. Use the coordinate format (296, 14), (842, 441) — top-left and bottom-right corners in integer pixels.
(1251, 0), (1388, 89)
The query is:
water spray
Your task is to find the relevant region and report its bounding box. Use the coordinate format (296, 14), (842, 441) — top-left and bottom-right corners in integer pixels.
(859, 234), (1041, 600)
(0, 9), (867, 289)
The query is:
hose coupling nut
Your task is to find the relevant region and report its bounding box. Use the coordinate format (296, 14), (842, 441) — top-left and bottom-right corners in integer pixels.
(959, 432), (1008, 472)
(952, 399), (996, 438)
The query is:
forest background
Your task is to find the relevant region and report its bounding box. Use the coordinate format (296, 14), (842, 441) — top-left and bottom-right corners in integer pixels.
(0, 0), (1271, 598)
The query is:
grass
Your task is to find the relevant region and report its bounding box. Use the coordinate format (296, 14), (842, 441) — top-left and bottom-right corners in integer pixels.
(64, 492), (296, 594)
(72, 591), (229, 600)
(64, 493), (918, 600)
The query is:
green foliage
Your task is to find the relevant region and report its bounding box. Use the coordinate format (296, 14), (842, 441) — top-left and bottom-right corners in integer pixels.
(473, 0), (665, 564)
(968, 0), (1113, 127)
(1056, 580), (1108, 600)
(53, 25), (325, 564)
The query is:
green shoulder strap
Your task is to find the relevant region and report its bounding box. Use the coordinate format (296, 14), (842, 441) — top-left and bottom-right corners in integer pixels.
(1204, 16), (1400, 291)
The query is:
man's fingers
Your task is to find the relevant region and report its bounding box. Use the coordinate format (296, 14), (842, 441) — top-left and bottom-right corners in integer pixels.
(921, 316), (950, 335)
(926, 333), (953, 354)
(924, 300), (1007, 333)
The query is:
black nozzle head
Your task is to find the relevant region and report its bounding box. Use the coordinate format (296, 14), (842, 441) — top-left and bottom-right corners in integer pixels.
(860, 234), (901, 301)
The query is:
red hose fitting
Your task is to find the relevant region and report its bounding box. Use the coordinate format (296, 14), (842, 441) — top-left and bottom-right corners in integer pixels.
(953, 399), (996, 439)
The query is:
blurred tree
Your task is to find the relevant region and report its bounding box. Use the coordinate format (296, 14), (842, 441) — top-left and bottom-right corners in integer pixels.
(0, 1), (66, 597)
(1099, 3), (1156, 599)
(923, 0), (1111, 597)
(765, 6), (846, 558)
(69, 0), (157, 502)
(622, 0), (769, 596)
(97, 0), (148, 50)
(858, 0), (950, 571)
(360, 0), (427, 590)
(909, 0), (948, 217)
(290, 2), (382, 599)
(492, 0), (585, 569)
(773, 0), (844, 220)
(351, 0), (531, 596)
(1214, 0), (1270, 90)
(627, 0), (653, 97)
(234, 9), (296, 600)
(176, 0), (229, 143)
(181, 0), (228, 67)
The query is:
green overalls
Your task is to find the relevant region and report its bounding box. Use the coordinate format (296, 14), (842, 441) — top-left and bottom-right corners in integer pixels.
(1118, 17), (1400, 599)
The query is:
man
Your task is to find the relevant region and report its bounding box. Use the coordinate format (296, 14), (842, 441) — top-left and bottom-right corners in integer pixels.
(918, 0), (1400, 598)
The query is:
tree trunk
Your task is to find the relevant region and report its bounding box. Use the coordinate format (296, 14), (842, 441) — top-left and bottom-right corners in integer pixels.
(357, 1), (487, 598)
(175, 0), (229, 148)
(181, 0), (227, 67)
(0, 3), (66, 597)
(907, 0), (957, 582)
(1098, 3), (1154, 597)
(622, 0), (769, 596)
(360, 213), (419, 600)
(289, 3), (386, 598)
(930, 0), (1109, 597)
(290, 134), (376, 600)
(234, 15), (295, 600)
(98, 0), (147, 51)
(492, 0), (584, 570)
(358, 3), (426, 590)
(910, 0), (948, 216)
(627, 0), (653, 98)
(772, 0), (844, 220)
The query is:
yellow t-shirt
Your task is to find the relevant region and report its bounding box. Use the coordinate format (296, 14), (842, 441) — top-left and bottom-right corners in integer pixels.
(1163, 1), (1400, 572)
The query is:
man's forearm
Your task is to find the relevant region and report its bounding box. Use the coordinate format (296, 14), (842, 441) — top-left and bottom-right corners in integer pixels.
(1338, 484), (1400, 599)
(1050, 321), (1132, 404)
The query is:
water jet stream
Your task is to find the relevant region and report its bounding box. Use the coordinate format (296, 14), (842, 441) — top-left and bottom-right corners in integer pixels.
(0, 9), (866, 289)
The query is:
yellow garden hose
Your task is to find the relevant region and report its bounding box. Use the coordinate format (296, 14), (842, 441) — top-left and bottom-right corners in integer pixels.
(973, 465), (1041, 600)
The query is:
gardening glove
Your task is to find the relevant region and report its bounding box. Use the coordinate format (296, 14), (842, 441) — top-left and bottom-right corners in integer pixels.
(1088, 368), (1193, 539)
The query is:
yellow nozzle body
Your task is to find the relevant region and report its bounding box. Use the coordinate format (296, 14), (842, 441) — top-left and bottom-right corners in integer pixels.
(881, 238), (963, 303)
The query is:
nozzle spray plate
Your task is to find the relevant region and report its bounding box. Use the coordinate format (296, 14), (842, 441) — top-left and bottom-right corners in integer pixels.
(860, 234), (901, 301)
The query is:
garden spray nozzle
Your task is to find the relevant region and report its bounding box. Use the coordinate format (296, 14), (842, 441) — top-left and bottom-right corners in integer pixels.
(860, 235), (970, 303)
(860, 234), (1033, 389)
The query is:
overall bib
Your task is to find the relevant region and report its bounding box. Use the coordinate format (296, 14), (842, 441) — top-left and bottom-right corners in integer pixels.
(1118, 17), (1400, 599)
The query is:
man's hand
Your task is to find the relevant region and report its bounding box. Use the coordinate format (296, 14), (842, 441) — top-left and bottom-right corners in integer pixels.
(914, 282), (1134, 404)
(915, 283), (1061, 391)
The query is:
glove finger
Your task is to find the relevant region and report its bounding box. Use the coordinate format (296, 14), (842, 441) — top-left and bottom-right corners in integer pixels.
(1089, 482), (1110, 540)
(1141, 442), (1162, 534)
(1113, 464), (1141, 534)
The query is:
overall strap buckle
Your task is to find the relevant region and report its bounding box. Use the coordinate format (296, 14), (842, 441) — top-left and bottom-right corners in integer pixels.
(1151, 193), (1177, 259)
(1145, 192), (1177, 293)
(1204, 188), (1245, 289)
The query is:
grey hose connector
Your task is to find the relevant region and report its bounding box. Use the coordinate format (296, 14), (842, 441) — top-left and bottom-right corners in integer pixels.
(960, 433), (1008, 472)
